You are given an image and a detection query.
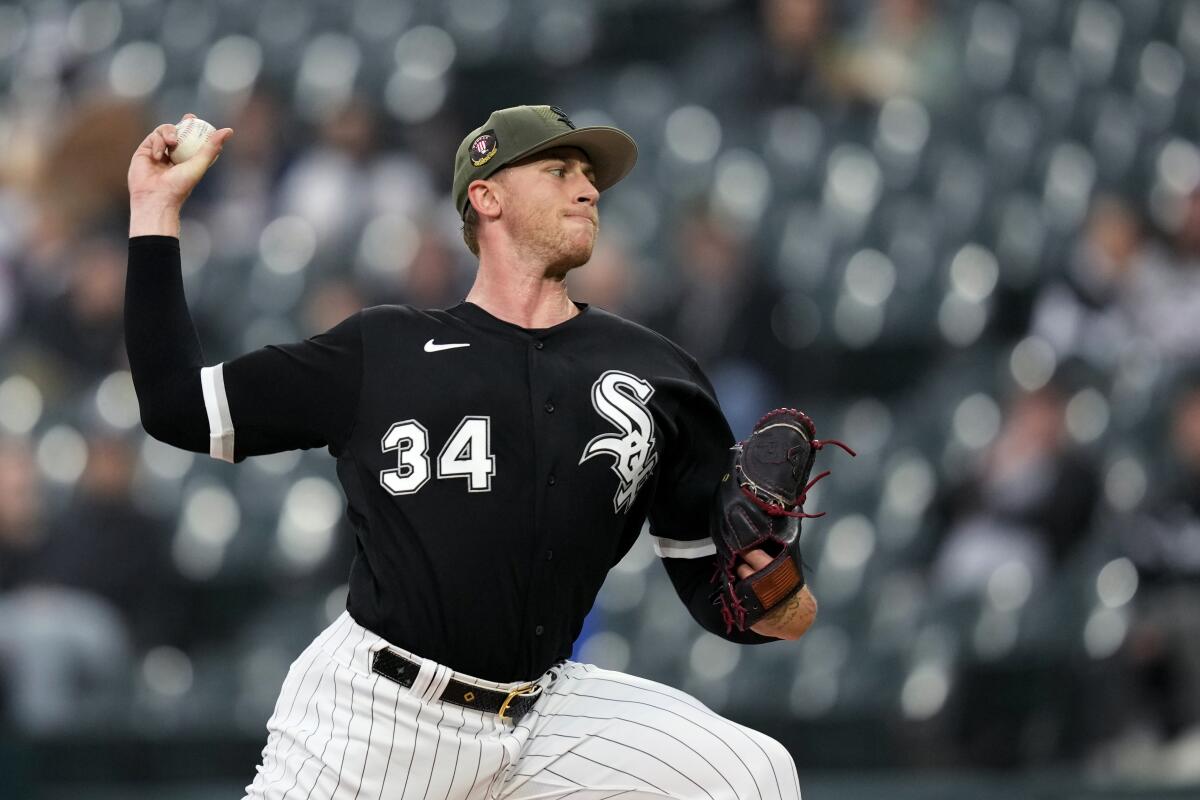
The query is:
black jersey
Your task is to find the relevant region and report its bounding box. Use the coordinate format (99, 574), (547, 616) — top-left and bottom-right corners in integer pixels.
(126, 236), (771, 682)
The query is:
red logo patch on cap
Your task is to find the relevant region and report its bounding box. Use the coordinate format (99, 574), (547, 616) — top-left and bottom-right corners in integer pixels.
(470, 130), (498, 167)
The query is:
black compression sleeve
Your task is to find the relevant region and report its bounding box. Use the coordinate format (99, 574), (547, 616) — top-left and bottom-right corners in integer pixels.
(125, 235), (210, 453)
(662, 553), (776, 644)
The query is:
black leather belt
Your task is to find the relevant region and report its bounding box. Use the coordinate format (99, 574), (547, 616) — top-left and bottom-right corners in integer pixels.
(370, 648), (543, 724)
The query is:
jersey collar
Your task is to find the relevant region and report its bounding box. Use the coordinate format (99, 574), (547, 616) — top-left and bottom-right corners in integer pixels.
(448, 301), (591, 339)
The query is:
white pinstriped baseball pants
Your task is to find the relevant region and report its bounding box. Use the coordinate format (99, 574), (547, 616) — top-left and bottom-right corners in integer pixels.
(244, 612), (801, 800)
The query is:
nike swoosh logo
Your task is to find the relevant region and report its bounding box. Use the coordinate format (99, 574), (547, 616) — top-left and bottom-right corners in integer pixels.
(424, 339), (471, 353)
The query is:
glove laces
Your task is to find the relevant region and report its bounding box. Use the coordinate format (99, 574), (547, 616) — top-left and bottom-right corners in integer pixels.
(741, 437), (857, 519)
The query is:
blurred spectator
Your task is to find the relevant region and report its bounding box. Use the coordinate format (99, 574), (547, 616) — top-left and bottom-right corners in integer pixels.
(0, 585), (131, 734)
(1118, 379), (1200, 742)
(0, 435), (139, 733)
(0, 135), (35, 340)
(655, 206), (779, 370)
(1030, 195), (1144, 372)
(13, 432), (180, 647)
(3, 101), (141, 383)
(0, 438), (44, 590)
(652, 206), (784, 432)
(302, 278), (367, 336)
(567, 233), (641, 319)
(833, 0), (960, 112)
(397, 225), (468, 309)
(37, 99), (142, 226)
(205, 87), (293, 260)
(24, 232), (128, 380)
(353, 220), (468, 309)
(682, 0), (842, 114)
(0, 253), (18, 343)
(1131, 190), (1200, 361)
(277, 96), (434, 255)
(1033, 191), (1200, 368)
(930, 383), (1100, 596)
(26, 100), (142, 272)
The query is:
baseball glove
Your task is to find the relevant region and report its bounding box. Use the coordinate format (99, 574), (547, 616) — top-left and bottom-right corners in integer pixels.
(711, 408), (854, 633)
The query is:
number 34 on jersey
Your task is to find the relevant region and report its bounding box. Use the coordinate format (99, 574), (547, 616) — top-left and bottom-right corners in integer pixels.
(380, 416), (496, 495)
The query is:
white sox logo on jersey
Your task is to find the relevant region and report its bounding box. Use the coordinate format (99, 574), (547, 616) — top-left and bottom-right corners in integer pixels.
(579, 370), (658, 514)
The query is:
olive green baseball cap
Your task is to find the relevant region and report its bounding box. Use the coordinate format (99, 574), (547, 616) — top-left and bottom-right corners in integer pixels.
(452, 105), (638, 217)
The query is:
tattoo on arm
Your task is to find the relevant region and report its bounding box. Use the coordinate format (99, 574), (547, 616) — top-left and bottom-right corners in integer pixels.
(764, 595), (801, 626)
(753, 587), (816, 638)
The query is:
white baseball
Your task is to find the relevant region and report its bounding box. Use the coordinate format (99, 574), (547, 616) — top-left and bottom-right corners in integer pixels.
(169, 118), (216, 164)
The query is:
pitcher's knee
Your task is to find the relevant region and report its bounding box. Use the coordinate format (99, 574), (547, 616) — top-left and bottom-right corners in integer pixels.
(743, 732), (799, 800)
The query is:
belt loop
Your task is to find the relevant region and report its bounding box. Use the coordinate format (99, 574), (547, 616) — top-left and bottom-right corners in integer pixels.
(423, 663), (453, 704)
(409, 656), (438, 700)
(364, 642), (384, 677)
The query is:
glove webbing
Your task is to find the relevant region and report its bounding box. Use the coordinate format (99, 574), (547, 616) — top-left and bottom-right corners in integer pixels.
(737, 436), (857, 518)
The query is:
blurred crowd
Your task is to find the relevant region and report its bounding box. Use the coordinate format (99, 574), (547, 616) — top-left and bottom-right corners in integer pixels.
(2, 0), (1200, 786)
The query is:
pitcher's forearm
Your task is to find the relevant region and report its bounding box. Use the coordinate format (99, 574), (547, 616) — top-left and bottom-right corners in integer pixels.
(125, 236), (209, 452)
(129, 198), (182, 238)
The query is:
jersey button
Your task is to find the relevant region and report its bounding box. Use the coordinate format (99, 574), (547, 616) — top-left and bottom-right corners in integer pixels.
(545, 549), (554, 561)
(544, 401), (555, 413)
(534, 341), (545, 350)
(534, 625), (545, 636)
(547, 474), (557, 486)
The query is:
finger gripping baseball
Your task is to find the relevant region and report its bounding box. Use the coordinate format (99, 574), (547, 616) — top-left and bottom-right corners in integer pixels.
(169, 117), (216, 164)
(709, 408), (855, 632)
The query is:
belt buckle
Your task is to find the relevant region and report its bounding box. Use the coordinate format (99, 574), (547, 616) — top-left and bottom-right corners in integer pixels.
(497, 682), (541, 722)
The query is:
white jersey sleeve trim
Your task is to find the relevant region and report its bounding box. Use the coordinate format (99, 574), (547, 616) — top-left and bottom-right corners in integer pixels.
(652, 536), (716, 559)
(200, 363), (235, 463)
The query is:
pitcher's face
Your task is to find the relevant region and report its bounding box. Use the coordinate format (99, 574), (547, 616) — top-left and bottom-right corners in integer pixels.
(498, 147), (600, 278)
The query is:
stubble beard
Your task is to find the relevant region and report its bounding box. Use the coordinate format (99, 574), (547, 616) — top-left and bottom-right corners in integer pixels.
(511, 205), (596, 280)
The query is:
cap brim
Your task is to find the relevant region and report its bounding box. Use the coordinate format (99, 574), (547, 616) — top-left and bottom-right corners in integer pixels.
(505, 126), (638, 193)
